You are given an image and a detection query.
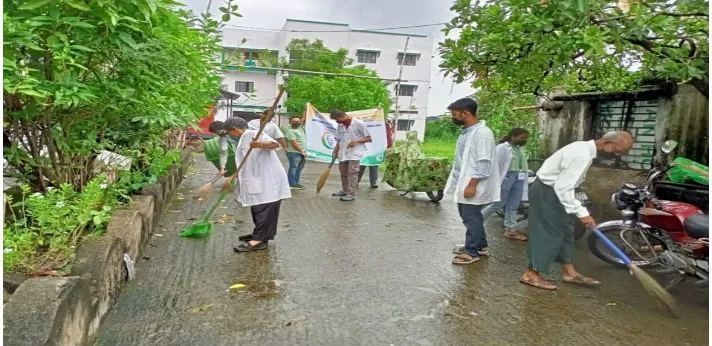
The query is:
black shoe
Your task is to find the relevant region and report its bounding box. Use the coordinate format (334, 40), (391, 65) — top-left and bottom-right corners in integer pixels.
(238, 234), (253, 241)
(370, 184), (379, 188)
(233, 242), (267, 252)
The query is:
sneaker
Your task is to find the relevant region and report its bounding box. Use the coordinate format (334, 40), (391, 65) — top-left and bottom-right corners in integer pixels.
(332, 191), (347, 197)
(295, 184), (306, 189)
(340, 195), (355, 201)
(290, 185), (305, 190)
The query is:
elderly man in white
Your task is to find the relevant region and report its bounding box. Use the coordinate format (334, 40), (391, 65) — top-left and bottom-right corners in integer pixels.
(223, 117), (291, 252)
(445, 98), (500, 265)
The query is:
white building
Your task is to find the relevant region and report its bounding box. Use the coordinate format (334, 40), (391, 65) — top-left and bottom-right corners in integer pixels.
(218, 19), (434, 141)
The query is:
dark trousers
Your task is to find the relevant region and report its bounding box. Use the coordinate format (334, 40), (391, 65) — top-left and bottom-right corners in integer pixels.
(251, 200), (282, 242)
(358, 165), (379, 186)
(527, 180), (574, 273)
(458, 203), (488, 257)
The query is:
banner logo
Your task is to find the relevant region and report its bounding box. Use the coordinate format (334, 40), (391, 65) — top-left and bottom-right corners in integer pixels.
(321, 132), (337, 149)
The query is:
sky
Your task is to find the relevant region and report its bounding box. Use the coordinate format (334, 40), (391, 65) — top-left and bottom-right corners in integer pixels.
(181, 0), (475, 116)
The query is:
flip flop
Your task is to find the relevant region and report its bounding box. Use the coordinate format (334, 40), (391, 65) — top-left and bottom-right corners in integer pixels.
(562, 274), (601, 287)
(519, 276), (558, 290)
(504, 231), (528, 241)
(452, 245), (489, 256)
(452, 254), (480, 265)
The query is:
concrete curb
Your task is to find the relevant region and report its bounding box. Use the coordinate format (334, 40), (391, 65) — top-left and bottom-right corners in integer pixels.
(3, 149), (193, 346)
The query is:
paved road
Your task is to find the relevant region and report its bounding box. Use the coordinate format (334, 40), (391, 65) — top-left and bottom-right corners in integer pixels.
(97, 156), (708, 346)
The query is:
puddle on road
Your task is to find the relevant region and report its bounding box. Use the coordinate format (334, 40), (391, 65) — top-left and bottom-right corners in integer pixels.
(229, 280), (280, 300)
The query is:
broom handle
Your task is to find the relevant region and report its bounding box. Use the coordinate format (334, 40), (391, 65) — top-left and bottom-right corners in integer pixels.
(590, 227), (633, 266)
(227, 88), (285, 183)
(204, 190), (231, 220)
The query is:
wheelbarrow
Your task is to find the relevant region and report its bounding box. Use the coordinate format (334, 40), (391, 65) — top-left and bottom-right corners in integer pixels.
(382, 131), (452, 203)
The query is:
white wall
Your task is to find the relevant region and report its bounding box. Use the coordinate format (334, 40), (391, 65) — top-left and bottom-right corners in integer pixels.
(220, 19), (434, 141)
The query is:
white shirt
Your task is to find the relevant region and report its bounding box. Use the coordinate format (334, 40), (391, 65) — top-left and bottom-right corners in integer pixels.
(248, 119), (285, 141)
(536, 140), (596, 218)
(336, 118), (371, 161)
(234, 129), (291, 207)
(444, 121), (500, 205)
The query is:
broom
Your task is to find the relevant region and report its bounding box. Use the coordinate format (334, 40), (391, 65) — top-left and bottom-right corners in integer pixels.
(195, 175), (222, 200)
(316, 157), (337, 193)
(590, 227), (679, 317)
(180, 88), (285, 238)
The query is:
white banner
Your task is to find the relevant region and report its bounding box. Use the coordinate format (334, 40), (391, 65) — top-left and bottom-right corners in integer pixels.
(304, 103), (387, 166)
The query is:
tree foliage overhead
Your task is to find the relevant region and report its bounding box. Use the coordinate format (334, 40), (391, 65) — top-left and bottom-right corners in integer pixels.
(3, 0), (240, 191)
(439, 0), (709, 96)
(279, 39), (392, 115)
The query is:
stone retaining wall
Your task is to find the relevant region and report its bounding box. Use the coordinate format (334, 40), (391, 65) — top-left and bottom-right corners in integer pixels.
(3, 150), (193, 346)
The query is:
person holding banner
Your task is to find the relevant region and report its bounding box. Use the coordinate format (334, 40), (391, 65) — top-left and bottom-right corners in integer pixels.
(330, 109), (372, 201)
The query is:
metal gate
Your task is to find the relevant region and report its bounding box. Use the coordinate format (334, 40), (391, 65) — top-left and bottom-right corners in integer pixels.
(593, 100), (658, 170)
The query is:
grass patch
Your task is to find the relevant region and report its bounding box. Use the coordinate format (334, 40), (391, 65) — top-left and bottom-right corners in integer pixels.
(422, 139), (456, 161)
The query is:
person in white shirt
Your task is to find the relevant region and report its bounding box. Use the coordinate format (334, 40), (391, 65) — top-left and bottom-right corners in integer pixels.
(222, 117), (291, 252)
(445, 98), (500, 265)
(330, 109), (372, 201)
(248, 117), (287, 150)
(520, 131), (633, 290)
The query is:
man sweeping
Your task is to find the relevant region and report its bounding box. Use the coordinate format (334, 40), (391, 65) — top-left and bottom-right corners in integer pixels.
(330, 109), (372, 201)
(445, 98), (500, 265)
(222, 117), (291, 252)
(520, 131), (633, 289)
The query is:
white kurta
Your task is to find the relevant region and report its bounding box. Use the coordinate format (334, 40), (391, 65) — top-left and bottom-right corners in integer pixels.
(494, 142), (529, 201)
(234, 130), (291, 207)
(444, 121), (501, 205)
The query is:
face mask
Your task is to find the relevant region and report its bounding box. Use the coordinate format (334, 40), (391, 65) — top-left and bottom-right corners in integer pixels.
(451, 118), (465, 126)
(218, 132), (227, 137)
(291, 123), (300, 129)
(598, 150), (618, 160)
(229, 135), (241, 142)
(515, 140), (527, 147)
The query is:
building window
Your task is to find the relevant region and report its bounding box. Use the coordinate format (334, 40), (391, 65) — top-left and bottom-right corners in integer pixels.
(397, 53), (418, 66)
(593, 99), (658, 170)
(396, 85), (417, 97)
(396, 119), (415, 131)
(235, 81), (254, 93)
(357, 50), (378, 64)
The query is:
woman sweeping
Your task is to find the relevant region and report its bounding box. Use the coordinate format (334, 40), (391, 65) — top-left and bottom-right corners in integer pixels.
(481, 128), (530, 241)
(222, 117), (291, 252)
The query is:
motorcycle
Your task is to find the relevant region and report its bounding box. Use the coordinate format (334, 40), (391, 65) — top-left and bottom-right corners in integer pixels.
(588, 140), (709, 288)
(496, 170), (592, 240)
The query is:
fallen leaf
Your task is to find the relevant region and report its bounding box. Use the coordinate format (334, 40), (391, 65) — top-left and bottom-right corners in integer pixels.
(169, 210), (182, 213)
(177, 197), (186, 200)
(153, 234), (163, 237)
(191, 304), (214, 313)
(606, 302), (617, 306)
(229, 283), (247, 289)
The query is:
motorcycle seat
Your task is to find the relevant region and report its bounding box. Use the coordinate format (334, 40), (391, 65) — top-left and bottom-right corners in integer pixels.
(684, 214), (709, 239)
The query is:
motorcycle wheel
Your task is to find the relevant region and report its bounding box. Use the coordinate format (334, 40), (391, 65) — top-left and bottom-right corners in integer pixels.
(587, 224), (676, 274)
(426, 190), (444, 203)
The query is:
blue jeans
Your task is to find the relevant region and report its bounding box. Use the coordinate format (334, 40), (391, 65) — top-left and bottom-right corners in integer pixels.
(458, 203), (487, 257)
(286, 152), (304, 186)
(482, 171), (525, 229)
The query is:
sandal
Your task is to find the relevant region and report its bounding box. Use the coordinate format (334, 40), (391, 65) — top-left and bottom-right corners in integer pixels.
(520, 276), (558, 290)
(452, 254), (480, 265)
(452, 245), (489, 257)
(233, 242), (267, 252)
(562, 274), (601, 287)
(504, 231), (528, 241)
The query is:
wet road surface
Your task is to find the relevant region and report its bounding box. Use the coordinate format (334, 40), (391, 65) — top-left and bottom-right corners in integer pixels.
(97, 157), (709, 346)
